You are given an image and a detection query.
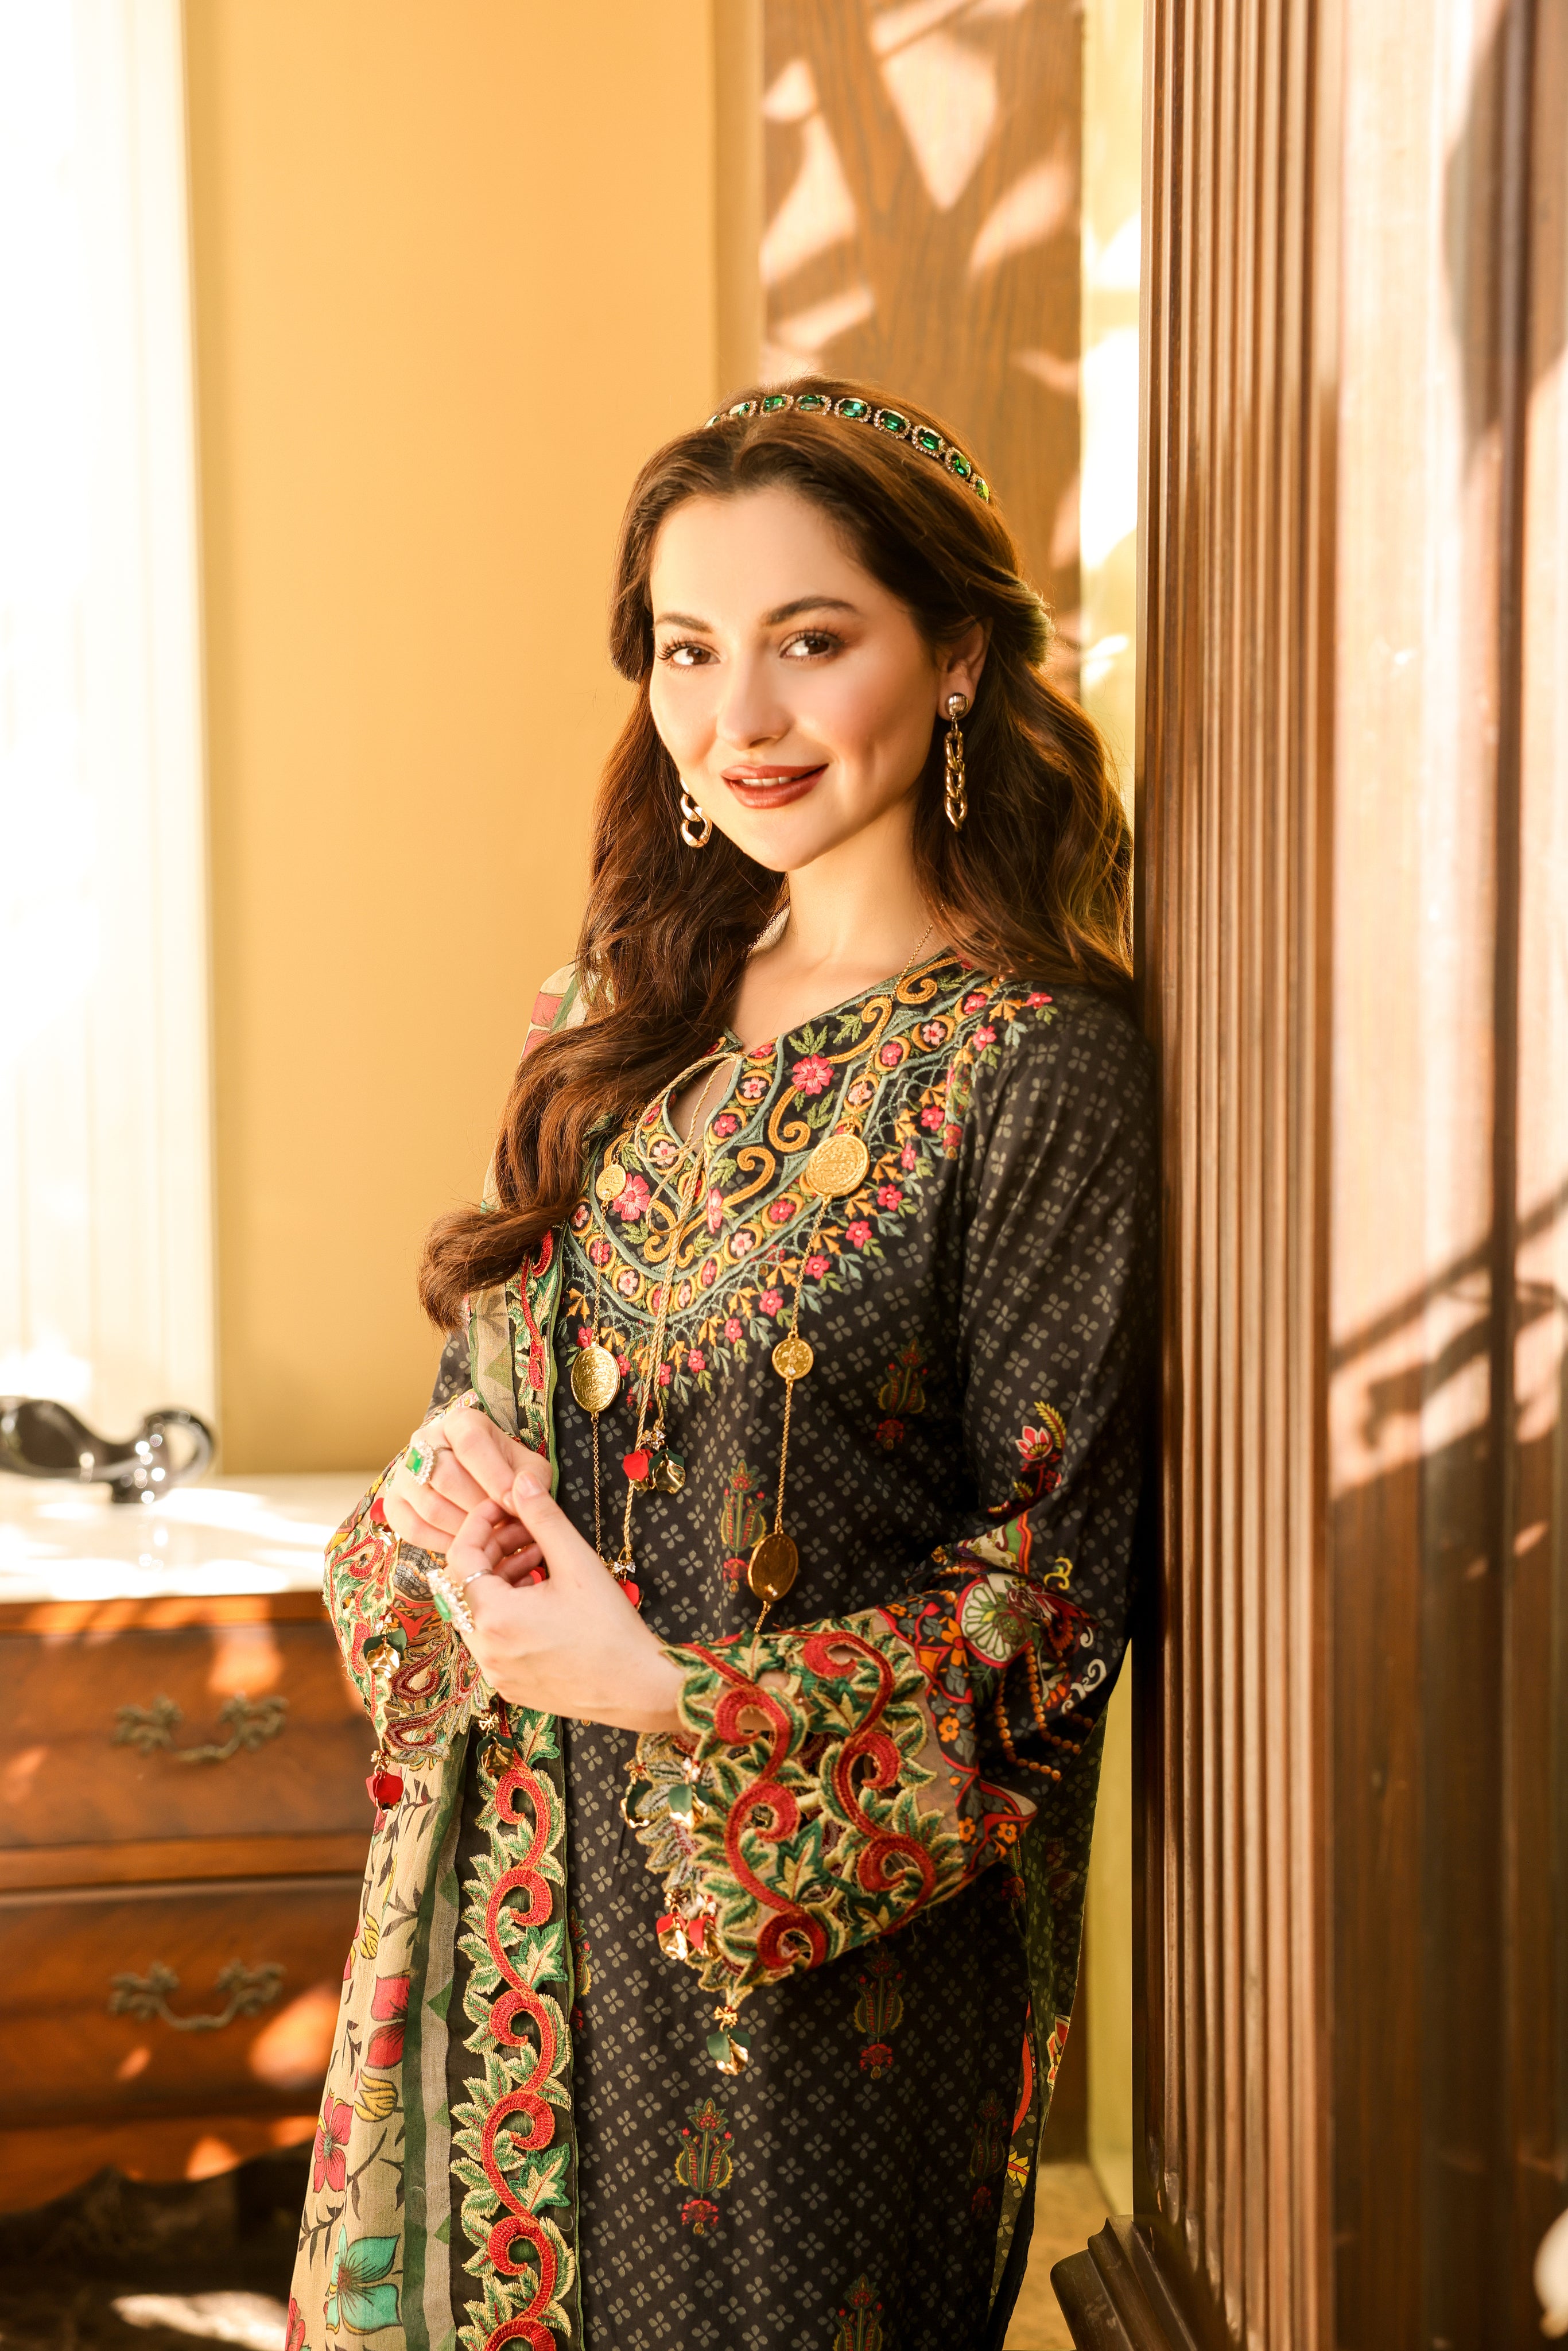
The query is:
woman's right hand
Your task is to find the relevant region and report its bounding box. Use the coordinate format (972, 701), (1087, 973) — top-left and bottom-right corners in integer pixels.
(382, 1397), (534, 1557)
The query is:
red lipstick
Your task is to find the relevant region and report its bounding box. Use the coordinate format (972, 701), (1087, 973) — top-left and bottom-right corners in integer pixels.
(721, 762), (826, 810)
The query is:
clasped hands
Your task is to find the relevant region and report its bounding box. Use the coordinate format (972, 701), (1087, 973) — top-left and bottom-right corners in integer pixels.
(382, 1402), (685, 1735)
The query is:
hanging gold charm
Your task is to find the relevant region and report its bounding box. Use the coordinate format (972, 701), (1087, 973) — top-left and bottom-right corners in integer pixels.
(595, 1159), (627, 1204)
(708, 2002), (750, 2075)
(747, 1528), (798, 1603)
(571, 1343), (620, 1414)
(805, 1131), (870, 1199)
(771, 1334), (814, 1382)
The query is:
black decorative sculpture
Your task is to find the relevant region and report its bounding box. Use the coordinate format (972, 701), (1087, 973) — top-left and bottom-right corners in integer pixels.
(0, 1398), (215, 1504)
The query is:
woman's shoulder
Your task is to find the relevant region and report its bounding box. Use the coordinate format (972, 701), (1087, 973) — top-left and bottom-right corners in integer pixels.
(521, 961), (591, 1058)
(950, 969), (1152, 1088)
(949, 973), (1156, 1159)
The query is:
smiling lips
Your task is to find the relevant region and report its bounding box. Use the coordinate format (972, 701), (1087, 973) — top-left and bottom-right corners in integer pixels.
(721, 762), (826, 810)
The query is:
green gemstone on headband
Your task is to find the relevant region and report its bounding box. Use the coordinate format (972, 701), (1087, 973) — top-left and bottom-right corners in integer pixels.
(700, 390), (990, 502)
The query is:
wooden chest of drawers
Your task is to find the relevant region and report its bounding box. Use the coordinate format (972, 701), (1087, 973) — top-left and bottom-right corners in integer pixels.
(0, 1475), (374, 2212)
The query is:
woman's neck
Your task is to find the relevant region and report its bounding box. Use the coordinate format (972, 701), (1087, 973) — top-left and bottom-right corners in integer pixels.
(730, 809), (934, 1052)
(667, 808), (934, 1143)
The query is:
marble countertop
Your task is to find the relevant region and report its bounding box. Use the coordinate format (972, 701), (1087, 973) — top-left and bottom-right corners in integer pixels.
(0, 1472), (371, 1605)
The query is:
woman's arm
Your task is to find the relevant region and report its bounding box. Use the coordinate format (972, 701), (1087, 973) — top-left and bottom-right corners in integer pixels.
(449, 1000), (1157, 1995)
(321, 1356), (497, 1760)
(623, 1001), (1156, 1998)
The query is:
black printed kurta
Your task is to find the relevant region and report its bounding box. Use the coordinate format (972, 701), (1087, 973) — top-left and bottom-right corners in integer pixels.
(294, 958), (1156, 2351)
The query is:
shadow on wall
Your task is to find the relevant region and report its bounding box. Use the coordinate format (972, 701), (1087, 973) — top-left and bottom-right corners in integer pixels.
(760, 0), (1084, 644)
(1331, 1178), (1568, 2342)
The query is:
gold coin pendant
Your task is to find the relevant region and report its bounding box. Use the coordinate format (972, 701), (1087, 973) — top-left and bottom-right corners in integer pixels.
(805, 1131), (870, 1200)
(595, 1159), (627, 1204)
(570, 1343), (620, 1414)
(747, 1530), (799, 1603)
(771, 1334), (814, 1383)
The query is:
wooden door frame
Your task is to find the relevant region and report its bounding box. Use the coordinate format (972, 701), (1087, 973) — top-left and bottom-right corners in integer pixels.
(1051, 0), (1565, 2342)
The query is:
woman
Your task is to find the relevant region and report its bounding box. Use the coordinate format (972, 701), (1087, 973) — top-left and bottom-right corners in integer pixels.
(291, 381), (1155, 2351)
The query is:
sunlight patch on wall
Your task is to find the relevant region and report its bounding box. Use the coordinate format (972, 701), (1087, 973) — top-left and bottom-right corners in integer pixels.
(1079, 0), (1142, 813)
(0, 1), (214, 1439)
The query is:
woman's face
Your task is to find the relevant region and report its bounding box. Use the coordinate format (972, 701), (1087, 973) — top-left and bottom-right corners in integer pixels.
(646, 486), (981, 874)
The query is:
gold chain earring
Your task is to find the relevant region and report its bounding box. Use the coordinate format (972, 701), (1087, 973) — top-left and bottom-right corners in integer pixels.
(678, 788), (713, 849)
(943, 693), (969, 830)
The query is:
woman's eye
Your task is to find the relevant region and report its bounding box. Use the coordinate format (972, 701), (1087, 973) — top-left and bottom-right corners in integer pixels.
(781, 630), (840, 661)
(657, 640), (715, 668)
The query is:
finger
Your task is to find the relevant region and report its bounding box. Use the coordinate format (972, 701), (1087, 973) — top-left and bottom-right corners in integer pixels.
(465, 1563), (540, 1640)
(422, 1448), (492, 1515)
(383, 1493), (455, 1555)
(447, 1500), (531, 1574)
(489, 1541), (545, 1586)
(509, 1484), (610, 1578)
(444, 1410), (531, 1503)
(387, 1467), (466, 1538)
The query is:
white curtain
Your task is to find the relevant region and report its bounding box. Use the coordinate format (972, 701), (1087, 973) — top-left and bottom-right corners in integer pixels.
(0, 0), (214, 1436)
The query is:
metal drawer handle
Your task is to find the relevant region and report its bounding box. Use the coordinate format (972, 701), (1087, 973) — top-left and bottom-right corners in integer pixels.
(112, 1692), (288, 1763)
(108, 1959), (284, 2032)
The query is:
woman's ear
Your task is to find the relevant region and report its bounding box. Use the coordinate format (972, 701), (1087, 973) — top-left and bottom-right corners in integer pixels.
(936, 619), (989, 713)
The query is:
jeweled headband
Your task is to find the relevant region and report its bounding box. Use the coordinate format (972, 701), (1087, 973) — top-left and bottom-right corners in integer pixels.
(704, 390), (992, 504)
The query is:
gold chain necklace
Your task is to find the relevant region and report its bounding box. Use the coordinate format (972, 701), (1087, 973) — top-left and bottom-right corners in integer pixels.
(575, 1054), (732, 1599)
(570, 926), (933, 1619)
(744, 924), (932, 1628)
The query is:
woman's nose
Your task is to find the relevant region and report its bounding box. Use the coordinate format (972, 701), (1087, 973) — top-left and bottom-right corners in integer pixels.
(716, 654), (790, 750)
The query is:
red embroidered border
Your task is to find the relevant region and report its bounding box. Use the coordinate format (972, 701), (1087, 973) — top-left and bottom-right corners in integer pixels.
(476, 1754), (560, 2351)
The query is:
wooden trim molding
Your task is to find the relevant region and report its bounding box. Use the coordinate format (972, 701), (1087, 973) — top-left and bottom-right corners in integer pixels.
(1057, 0), (1567, 2341)
(1051, 2221), (1206, 2349)
(0, 1588), (332, 1634)
(1126, 0), (1336, 2337)
(0, 1831), (371, 1894)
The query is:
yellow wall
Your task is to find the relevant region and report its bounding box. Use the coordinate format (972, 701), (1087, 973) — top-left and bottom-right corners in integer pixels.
(187, 2), (747, 1471)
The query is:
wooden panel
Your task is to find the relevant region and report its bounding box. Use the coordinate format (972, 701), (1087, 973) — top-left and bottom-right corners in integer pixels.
(0, 1875), (361, 2129)
(1054, 0), (1568, 2342)
(1117, 0), (1334, 2343)
(0, 1617), (370, 1848)
(0, 2109), (317, 2215)
(1326, 0), (1561, 2342)
(1509, 0), (1568, 2332)
(761, 1), (1081, 634)
(0, 1830), (370, 1894)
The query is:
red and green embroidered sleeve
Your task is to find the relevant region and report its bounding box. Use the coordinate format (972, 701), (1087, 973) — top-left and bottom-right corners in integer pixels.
(627, 1003), (1156, 2000)
(322, 1461), (484, 1763)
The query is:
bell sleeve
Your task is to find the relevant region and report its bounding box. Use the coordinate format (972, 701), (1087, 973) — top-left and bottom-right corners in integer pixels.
(626, 996), (1156, 2005)
(320, 1330), (483, 1764)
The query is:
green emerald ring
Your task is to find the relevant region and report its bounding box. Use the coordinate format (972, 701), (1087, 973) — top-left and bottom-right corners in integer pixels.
(405, 1429), (445, 1487)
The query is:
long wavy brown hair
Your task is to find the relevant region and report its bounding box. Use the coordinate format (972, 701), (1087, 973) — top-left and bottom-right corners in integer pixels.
(418, 378), (1131, 1330)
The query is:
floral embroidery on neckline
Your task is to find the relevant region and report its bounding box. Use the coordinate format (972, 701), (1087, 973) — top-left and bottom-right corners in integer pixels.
(561, 968), (1054, 1405)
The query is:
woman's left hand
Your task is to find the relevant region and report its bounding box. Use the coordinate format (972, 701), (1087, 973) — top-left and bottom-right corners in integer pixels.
(443, 1451), (686, 1735)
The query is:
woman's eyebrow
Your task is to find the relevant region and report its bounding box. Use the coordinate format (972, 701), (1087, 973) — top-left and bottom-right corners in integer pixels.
(762, 595), (860, 624)
(651, 595), (862, 631)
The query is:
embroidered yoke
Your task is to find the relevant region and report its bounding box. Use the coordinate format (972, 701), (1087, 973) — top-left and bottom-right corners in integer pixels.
(291, 956), (1156, 2351)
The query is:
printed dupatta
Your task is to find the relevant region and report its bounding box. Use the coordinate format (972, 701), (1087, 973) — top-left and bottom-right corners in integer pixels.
(292, 959), (1144, 2351)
